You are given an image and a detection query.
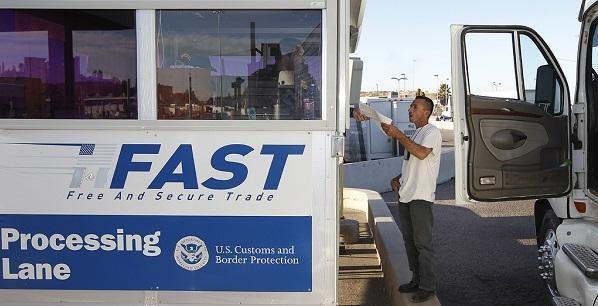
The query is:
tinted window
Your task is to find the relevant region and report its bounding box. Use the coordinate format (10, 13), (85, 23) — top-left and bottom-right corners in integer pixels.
(156, 10), (322, 120)
(0, 10), (137, 119)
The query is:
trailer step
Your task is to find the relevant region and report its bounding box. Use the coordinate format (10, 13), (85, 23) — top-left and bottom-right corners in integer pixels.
(552, 296), (581, 306)
(562, 243), (598, 279)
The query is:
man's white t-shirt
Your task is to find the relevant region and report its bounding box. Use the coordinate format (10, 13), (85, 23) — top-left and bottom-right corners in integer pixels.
(399, 123), (442, 203)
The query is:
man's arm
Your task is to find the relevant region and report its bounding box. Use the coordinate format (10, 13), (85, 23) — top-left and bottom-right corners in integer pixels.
(351, 108), (369, 121)
(381, 123), (432, 160)
(391, 175), (401, 191)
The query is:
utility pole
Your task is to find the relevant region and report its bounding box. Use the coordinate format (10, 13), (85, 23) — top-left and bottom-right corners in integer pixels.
(412, 59), (416, 90)
(434, 74), (439, 99)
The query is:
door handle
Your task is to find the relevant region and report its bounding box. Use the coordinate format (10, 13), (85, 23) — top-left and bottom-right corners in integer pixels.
(490, 129), (527, 150)
(500, 107), (514, 112)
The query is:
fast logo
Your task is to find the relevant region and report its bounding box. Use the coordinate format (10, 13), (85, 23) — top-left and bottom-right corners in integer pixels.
(58, 143), (304, 191)
(109, 144), (305, 190)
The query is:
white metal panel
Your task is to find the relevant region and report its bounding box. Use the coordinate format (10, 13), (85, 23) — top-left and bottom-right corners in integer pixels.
(0, 131), (337, 305)
(450, 24), (472, 205)
(554, 251), (597, 306)
(0, 119), (332, 131)
(320, 131), (338, 305)
(547, 197), (570, 219)
(577, 1), (598, 202)
(136, 10), (157, 120)
(347, 58), (364, 130)
(337, 0), (349, 133)
(0, 131), (314, 216)
(0, 2), (341, 304)
(513, 30), (525, 100)
(0, 0), (326, 9)
(555, 220), (598, 305)
(323, 3), (338, 128)
(349, 0), (366, 53)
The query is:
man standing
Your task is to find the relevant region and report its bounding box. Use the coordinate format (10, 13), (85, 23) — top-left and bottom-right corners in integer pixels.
(354, 96), (442, 303)
(385, 96), (442, 303)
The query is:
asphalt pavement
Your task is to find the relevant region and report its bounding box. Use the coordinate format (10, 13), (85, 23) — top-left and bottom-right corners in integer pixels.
(339, 178), (552, 305)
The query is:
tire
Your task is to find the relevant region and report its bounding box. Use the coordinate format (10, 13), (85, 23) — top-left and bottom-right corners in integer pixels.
(537, 209), (562, 295)
(538, 210), (561, 246)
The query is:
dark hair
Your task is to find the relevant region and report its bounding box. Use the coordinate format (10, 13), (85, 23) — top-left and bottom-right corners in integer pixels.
(415, 95), (434, 118)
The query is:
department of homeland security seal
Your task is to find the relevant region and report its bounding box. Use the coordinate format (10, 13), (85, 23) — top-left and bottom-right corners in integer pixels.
(174, 236), (209, 271)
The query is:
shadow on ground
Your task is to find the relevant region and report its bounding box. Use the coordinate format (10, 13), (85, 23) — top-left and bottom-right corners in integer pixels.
(384, 180), (551, 306)
(338, 211), (391, 306)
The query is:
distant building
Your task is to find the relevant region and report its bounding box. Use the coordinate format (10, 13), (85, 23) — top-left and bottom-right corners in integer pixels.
(360, 90), (435, 100)
(23, 57), (48, 83)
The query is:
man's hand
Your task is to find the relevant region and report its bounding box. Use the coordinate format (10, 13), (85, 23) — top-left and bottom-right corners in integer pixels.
(352, 109), (369, 121)
(381, 123), (401, 138)
(391, 176), (401, 192)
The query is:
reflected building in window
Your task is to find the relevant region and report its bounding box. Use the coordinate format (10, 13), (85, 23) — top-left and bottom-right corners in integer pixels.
(156, 10), (322, 120)
(0, 9), (137, 119)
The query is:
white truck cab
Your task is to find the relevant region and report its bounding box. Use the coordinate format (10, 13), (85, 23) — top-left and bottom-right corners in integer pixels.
(451, 1), (598, 304)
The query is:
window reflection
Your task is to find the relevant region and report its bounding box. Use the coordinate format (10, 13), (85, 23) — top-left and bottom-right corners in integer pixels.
(156, 10), (322, 120)
(0, 10), (137, 119)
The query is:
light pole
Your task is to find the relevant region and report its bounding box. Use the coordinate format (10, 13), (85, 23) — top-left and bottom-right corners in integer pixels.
(492, 81), (501, 91)
(398, 73), (408, 97)
(445, 77), (451, 116)
(412, 59), (416, 90)
(433, 74), (439, 98)
(376, 83), (379, 96)
(390, 77), (400, 97)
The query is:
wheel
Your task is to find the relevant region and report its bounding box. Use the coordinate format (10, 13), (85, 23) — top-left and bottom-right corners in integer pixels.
(537, 209), (562, 295)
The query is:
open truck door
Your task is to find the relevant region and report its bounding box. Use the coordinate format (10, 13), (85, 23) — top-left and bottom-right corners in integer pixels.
(450, 25), (572, 204)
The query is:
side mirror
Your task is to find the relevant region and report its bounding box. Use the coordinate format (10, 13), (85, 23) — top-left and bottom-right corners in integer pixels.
(534, 64), (557, 113)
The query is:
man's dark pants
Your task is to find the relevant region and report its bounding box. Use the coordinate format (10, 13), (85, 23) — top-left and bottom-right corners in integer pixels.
(398, 199), (436, 291)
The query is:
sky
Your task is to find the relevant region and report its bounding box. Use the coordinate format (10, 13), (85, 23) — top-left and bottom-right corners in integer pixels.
(353, 0), (582, 93)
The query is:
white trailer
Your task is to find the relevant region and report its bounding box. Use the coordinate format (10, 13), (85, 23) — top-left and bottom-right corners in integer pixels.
(0, 0), (366, 305)
(451, 1), (598, 304)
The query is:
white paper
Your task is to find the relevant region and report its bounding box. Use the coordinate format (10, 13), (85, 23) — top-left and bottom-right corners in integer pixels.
(358, 103), (392, 132)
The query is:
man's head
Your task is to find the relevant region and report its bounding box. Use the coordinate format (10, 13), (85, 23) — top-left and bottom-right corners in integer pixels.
(278, 38), (304, 70)
(408, 96), (434, 127)
(279, 38), (303, 56)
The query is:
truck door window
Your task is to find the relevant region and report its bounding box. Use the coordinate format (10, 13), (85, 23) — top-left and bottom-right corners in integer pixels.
(0, 10), (137, 119)
(156, 10), (322, 120)
(465, 33), (518, 99)
(464, 31), (563, 114)
(520, 33), (563, 114)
